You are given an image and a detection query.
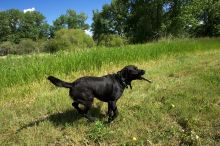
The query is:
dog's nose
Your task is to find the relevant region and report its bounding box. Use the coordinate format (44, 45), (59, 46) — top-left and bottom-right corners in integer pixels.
(140, 70), (145, 75)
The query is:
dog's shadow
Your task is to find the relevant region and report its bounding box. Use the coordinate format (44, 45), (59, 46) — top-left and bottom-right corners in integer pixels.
(16, 106), (105, 133)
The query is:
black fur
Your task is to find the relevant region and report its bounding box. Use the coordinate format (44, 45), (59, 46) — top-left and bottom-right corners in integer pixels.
(48, 65), (147, 122)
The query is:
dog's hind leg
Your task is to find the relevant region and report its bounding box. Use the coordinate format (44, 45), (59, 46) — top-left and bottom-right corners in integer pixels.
(72, 99), (96, 122)
(81, 99), (97, 122)
(72, 102), (84, 114)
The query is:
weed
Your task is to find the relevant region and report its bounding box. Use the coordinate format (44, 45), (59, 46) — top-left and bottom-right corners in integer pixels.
(87, 121), (112, 143)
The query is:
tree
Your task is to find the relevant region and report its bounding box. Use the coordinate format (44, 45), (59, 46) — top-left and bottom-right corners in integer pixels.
(191, 0), (220, 37)
(20, 11), (48, 40)
(92, 0), (164, 43)
(5, 9), (23, 43)
(91, 0), (130, 44)
(91, 5), (116, 44)
(66, 10), (89, 29)
(91, 10), (103, 44)
(0, 11), (10, 42)
(53, 9), (89, 31)
(126, 0), (164, 43)
(110, 0), (130, 36)
(163, 0), (220, 37)
(0, 9), (49, 43)
(53, 15), (67, 30)
(162, 0), (185, 37)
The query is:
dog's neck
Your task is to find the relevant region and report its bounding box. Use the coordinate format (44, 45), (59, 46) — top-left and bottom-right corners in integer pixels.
(115, 72), (132, 89)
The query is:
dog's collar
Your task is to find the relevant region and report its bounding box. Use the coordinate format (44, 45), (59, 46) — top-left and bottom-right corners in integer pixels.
(114, 73), (131, 89)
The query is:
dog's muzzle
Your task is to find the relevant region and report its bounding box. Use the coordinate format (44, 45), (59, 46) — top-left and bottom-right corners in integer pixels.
(139, 70), (145, 75)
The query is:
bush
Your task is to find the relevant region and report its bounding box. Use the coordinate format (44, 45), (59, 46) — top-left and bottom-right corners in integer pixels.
(44, 38), (70, 53)
(98, 34), (127, 47)
(35, 39), (47, 53)
(44, 29), (94, 52)
(0, 39), (48, 55)
(17, 39), (38, 54)
(0, 41), (16, 55)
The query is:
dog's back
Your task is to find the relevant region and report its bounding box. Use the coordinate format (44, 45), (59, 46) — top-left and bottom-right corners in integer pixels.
(70, 75), (122, 102)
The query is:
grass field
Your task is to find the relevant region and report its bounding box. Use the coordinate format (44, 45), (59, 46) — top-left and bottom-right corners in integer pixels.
(0, 38), (219, 90)
(0, 38), (220, 145)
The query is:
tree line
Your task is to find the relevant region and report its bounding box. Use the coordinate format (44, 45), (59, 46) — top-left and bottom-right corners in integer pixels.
(0, 0), (219, 55)
(0, 9), (93, 55)
(92, 0), (219, 44)
(0, 9), (89, 43)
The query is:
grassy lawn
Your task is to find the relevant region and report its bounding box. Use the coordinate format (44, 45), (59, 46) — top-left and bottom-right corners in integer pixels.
(0, 39), (220, 145)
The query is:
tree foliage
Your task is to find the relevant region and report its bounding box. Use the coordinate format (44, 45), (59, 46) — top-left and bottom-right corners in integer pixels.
(184, 0), (220, 37)
(92, 0), (220, 43)
(127, 0), (164, 43)
(91, 0), (129, 44)
(0, 9), (49, 43)
(53, 9), (89, 31)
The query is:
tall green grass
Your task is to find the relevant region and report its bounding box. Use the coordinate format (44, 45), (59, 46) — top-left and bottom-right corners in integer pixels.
(0, 38), (219, 90)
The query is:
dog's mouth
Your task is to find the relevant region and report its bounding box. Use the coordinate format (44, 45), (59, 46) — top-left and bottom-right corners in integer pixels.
(138, 70), (145, 78)
(129, 70), (145, 78)
(139, 70), (152, 83)
(137, 70), (152, 83)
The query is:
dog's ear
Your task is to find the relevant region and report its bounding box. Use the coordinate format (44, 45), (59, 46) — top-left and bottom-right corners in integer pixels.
(121, 68), (129, 78)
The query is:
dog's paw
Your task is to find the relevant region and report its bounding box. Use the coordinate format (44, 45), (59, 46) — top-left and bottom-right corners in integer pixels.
(84, 114), (97, 122)
(107, 117), (115, 124)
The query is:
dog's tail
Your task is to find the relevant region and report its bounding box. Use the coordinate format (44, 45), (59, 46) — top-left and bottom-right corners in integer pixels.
(47, 76), (72, 88)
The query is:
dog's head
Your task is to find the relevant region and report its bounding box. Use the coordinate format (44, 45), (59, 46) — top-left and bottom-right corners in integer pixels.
(119, 65), (145, 81)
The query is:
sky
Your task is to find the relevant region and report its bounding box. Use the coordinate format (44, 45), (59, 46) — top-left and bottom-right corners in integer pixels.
(0, 0), (111, 35)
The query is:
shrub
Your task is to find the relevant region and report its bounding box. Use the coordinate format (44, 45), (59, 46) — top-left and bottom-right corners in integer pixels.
(98, 34), (127, 47)
(44, 29), (94, 52)
(36, 39), (47, 53)
(44, 39), (69, 53)
(0, 41), (16, 55)
(17, 39), (38, 54)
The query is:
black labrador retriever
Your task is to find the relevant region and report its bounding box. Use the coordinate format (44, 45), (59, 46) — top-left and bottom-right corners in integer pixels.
(48, 65), (152, 122)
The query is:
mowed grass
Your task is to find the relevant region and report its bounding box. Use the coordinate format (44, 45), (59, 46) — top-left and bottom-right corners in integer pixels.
(1, 46), (220, 145)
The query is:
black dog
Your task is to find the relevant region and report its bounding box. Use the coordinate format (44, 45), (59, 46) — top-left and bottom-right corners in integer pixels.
(48, 65), (152, 122)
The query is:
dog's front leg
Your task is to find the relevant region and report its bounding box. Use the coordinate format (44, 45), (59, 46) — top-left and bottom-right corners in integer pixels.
(107, 102), (112, 116)
(108, 101), (118, 123)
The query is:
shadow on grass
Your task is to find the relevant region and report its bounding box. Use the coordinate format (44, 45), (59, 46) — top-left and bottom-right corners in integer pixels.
(16, 105), (105, 133)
